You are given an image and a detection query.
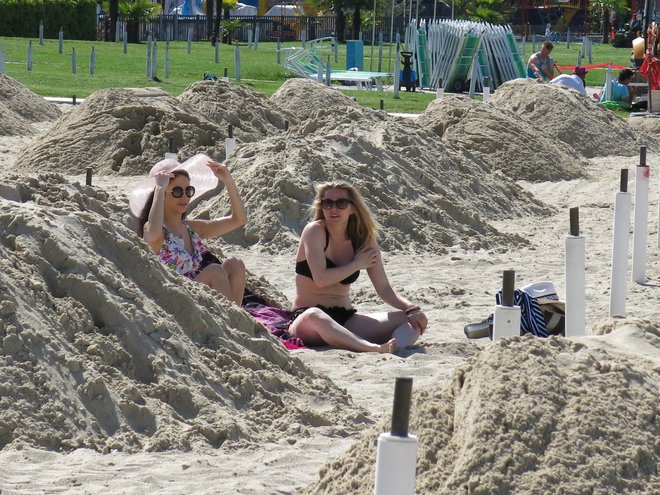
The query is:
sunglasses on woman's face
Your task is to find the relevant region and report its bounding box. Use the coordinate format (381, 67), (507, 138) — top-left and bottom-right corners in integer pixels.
(321, 198), (351, 210)
(169, 186), (196, 198)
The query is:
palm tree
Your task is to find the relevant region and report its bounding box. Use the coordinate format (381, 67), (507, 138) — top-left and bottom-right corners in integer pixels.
(119, 0), (161, 43)
(109, 0), (119, 41)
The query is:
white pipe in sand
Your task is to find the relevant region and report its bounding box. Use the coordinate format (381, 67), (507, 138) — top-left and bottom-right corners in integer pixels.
(375, 434), (418, 495)
(374, 377), (417, 495)
(609, 185), (631, 316)
(632, 152), (649, 284)
(565, 234), (586, 337)
(492, 305), (521, 341)
(483, 83), (490, 102)
(605, 65), (612, 102)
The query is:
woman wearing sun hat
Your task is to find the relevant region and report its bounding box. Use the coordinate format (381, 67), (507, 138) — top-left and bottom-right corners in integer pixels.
(129, 154), (247, 305)
(286, 181), (427, 353)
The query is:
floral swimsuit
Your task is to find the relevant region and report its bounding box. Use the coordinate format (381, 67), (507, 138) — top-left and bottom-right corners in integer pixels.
(159, 223), (206, 279)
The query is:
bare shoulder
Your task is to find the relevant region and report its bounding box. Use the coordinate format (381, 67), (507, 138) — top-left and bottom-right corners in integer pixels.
(301, 220), (325, 239)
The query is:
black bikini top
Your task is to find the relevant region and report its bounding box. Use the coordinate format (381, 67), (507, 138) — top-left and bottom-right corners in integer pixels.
(295, 228), (360, 285)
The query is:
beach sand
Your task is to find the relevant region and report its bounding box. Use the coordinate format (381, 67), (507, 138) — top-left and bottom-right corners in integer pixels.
(0, 76), (658, 494)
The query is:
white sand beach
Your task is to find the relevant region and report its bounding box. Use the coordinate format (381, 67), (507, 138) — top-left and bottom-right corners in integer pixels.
(0, 75), (658, 494)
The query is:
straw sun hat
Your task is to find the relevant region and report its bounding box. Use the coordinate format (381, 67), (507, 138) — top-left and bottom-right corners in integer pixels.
(129, 154), (219, 217)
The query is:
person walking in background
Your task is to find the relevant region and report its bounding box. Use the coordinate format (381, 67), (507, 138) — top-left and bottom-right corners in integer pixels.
(527, 41), (555, 81)
(550, 66), (588, 95)
(286, 181), (427, 353)
(130, 155), (247, 304)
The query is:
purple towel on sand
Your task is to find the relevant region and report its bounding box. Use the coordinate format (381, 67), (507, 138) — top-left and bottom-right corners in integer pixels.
(243, 303), (305, 350)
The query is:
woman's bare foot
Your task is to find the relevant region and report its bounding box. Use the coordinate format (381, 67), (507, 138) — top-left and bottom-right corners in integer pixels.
(377, 338), (397, 354)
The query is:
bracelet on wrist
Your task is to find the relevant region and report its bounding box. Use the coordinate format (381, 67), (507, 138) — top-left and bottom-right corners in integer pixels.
(404, 306), (420, 315)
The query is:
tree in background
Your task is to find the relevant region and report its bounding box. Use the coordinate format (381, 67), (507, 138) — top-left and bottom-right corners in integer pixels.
(211, 0), (239, 44)
(313, 0), (348, 42)
(119, 0), (161, 42)
(109, 0), (119, 41)
(452, 0), (507, 24)
(590, 0), (629, 43)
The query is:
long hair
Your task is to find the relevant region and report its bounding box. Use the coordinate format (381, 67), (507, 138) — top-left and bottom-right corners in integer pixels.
(137, 170), (190, 237)
(312, 181), (378, 250)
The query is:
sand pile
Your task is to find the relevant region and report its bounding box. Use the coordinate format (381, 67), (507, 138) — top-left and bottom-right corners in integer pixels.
(490, 78), (648, 158)
(10, 87), (231, 176)
(177, 80), (297, 140)
(304, 325), (659, 494)
(206, 104), (547, 253)
(270, 78), (360, 120)
(627, 115), (660, 141)
(417, 96), (588, 182)
(0, 174), (369, 453)
(0, 74), (61, 136)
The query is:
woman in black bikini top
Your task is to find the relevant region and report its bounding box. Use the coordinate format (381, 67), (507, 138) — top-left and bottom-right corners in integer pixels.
(288, 181), (428, 353)
(295, 227), (360, 285)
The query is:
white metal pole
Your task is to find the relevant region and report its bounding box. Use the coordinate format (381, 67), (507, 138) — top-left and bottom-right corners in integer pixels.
(90, 46), (96, 75)
(492, 270), (520, 341)
(388, 0), (395, 73)
(225, 125), (236, 158)
(632, 146), (650, 284)
(375, 435), (417, 495)
(234, 45), (240, 81)
(27, 41), (33, 71)
(394, 42), (400, 98)
(374, 378), (417, 495)
(565, 208), (586, 337)
(483, 77), (490, 102)
(436, 78), (443, 99)
(492, 306), (521, 340)
(609, 170), (631, 317)
(370, 0), (376, 71)
(605, 65), (612, 101)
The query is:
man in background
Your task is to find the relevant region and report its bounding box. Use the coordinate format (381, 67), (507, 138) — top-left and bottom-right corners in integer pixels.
(550, 66), (588, 95)
(600, 68), (634, 104)
(527, 41), (555, 81)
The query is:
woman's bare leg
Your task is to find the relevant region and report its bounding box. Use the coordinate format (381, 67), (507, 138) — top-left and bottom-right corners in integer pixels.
(289, 308), (395, 353)
(223, 257), (246, 305)
(344, 312), (420, 348)
(194, 264), (232, 301)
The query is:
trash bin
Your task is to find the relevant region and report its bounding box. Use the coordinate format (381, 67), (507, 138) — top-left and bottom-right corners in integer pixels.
(346, 40), (364, 71)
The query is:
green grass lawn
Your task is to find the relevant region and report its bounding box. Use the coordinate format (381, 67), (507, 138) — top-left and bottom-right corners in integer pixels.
(0, 36), (637, 114)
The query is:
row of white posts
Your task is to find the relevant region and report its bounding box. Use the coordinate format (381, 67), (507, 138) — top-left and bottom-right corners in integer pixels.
(375, 147), (656, 495)
(0, 37), (244, 82)
(521, 31), (591, 62)
(491, 145), (655, 341)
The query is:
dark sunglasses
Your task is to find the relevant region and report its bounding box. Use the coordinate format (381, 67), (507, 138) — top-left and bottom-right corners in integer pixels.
(169, 186), (196, 198)
(321, 198), (351, 210)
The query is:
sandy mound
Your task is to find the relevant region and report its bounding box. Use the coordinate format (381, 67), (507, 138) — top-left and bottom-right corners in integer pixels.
(0, 74), (60, 136)
(0, 104), (35, 136)
(490, 79), (647, 158)
(627, 115), (660, 145)
(177, 80), (297, 140)
(10, 88), (231, 176)
(0, 74), (61, 126)
(270, 79), (360, 121)
(0, 174), (369, 453)
(304, 326), (659, 494)
(206, 105), (547, 253)
(417, 96), (588, 182)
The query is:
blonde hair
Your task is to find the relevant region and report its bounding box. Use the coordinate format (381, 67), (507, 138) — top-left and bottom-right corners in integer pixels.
(312, 181), (378, 250)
